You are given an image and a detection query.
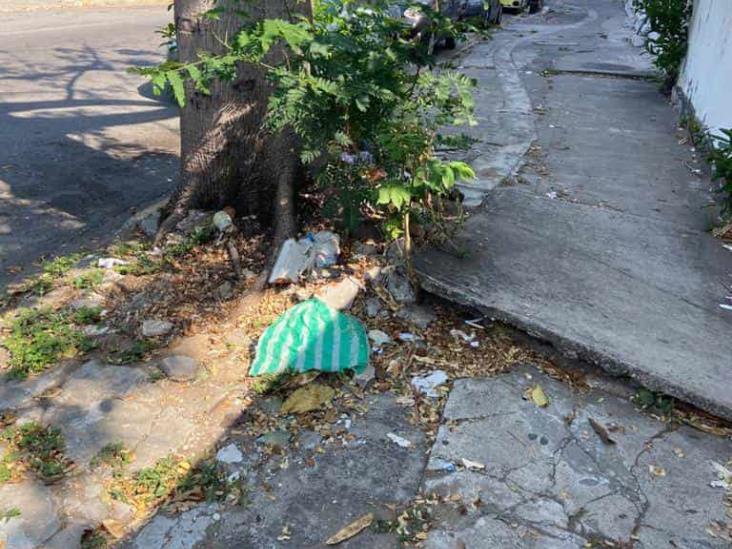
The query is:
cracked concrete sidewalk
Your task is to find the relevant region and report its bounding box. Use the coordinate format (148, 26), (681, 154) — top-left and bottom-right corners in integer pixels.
(417, 0), (732, 420)
(118, 365), (731, 548)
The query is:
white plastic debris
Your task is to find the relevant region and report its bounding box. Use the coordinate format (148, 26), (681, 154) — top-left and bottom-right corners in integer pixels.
(268, 231), (340, 285)
(386, 433), (413, 448)
(311, 231), (340, 269)
(216, 443), (244, 464)
(368, 329), (392, 347)
(720, 304), (732, 312)
(98, 257), (128, 269)
(461, 458), (486, 471)
(399, 332), (419, 343)
(546, 191), (558, 199)
(710, 461), (732, 489)
(411, 370), (448, 398)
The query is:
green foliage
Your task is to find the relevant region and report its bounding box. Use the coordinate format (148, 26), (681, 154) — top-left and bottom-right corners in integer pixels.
(135, 0), (477, 251)
(0, 507), (21, 523)
(107, 339), (156, 365)
(3, 308), (95, 379)
(0, 422), (71, 482)
(708, 129), (732, 217)
(632, 388), (674, 415)
(72, 306), (103, 325)
(633, 0), (692, 84)
(41, 253), (83, 278)
(90, 442), (133, 470)
(72, 268), (104, 290)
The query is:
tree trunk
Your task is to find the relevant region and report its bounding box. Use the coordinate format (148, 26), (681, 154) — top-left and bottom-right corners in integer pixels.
(158, 0), (308, 246)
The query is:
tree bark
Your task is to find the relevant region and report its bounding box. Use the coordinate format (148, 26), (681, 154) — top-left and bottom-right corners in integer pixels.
(158, 0), (308, 246)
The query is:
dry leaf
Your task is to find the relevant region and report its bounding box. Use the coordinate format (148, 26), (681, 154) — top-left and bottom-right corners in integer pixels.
(281, 383), (335, 414)
(588, 418), (615, 445)
(102, 519), (126, 539)
(648, 465), (666, 478)
(325, 513), (374, 545)
(530, 385), (549, 407)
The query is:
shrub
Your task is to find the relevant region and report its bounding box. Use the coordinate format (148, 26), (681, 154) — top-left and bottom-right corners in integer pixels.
(136, 0), (477, 255)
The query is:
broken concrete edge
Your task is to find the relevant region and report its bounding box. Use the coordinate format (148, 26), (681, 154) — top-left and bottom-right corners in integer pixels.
(416, 270), (732, 422)
(118, 196), (169, 238)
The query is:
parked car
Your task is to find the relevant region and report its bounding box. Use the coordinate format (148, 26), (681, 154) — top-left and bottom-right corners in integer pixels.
(397, 0), (503, 49)
(500, 0), (543, 13)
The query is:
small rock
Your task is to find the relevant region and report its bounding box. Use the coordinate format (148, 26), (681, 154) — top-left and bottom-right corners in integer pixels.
(299, 430), (322, 451)
(364, 266), (383, 284)
(141, 320), (174, 338)
(385, 268), (416, 304)
(354, 241), (378, 257)
(176, 210), (210, 234)
(82, 325), (112, 337)
(69, 294), (105, 310)
(317, 277), (361, 310)
(257, 430), (291, 450)
(216, 281), (234, 300)
(368, 329), (391, 348)
(365, 298), (382, 318)
(216, 443), (244, 464)
(354, 364), (376, 387)
(259, 397), (283, 415)
(138, 213), (159, 238)
(396, 304), (436, 329)
(158, 356), (201, 381)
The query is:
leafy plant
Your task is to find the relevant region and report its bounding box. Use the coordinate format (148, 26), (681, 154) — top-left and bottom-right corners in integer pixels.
(3, 308), (95, 379)
(708, 129), (732, 217)
(72, 269), (104, 290)
(41, 253), (83, 278)
(633, 0), (692, 86)
(90, 442), (133, 470)
(0, 421), (72, 483)
(135, 0), (477, 257)
(0, 507), (21, 523)
(72, 306), (103, 325)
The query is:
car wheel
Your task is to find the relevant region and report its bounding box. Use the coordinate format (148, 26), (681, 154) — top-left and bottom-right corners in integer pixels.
(494, 4), (503, 24)
(529, 0), (544, 14)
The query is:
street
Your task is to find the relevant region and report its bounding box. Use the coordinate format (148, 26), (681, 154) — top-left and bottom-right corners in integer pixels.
(0, 6), (178, 288)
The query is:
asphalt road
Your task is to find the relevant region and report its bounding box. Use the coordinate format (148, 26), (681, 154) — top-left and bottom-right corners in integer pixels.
(0, 6), (179, 289)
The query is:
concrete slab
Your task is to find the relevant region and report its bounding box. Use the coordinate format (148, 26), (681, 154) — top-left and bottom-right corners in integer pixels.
(416, 0), (732, 419)
(423, 366), (732, 547)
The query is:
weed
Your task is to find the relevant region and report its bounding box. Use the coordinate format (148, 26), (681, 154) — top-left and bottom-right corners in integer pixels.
(633, 388), (675, 416)
(90, 442), (133, 470)
(0, 507), (21, 523)
(0, 462), (11, 484)
(72, 306), (103, 325)
(114, 255), (162, 277)
(708, 129), (732, 217)
(80, 529), (109, 549)
(3, 308), (94, 379)
(163, 227), (214, 260)
(41, 254), (83, 278)
(0, 421), (72, 483)
(108, 455), (229, 510)
(251, 373), (288, 395)
(108, 240), (149, 257)
(72, 269), (104, 290)
(107, 339), (156, 365)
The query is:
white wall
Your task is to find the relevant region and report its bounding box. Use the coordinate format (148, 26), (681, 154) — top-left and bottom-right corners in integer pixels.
(678, 0), (732, 135)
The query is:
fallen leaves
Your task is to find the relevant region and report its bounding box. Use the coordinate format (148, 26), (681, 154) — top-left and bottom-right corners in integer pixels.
(648, 465), (667, 478)
(281, 384), (336, 415)
(588, 418), (615, 445)
(528, 385), (549, 407)
(325, 513), (374, 545)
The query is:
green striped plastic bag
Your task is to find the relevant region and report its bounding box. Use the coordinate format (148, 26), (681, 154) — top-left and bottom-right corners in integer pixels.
(249, 298), (370, 376)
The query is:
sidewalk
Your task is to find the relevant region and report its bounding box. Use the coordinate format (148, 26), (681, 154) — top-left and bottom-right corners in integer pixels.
(417, 0), (732, 420)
